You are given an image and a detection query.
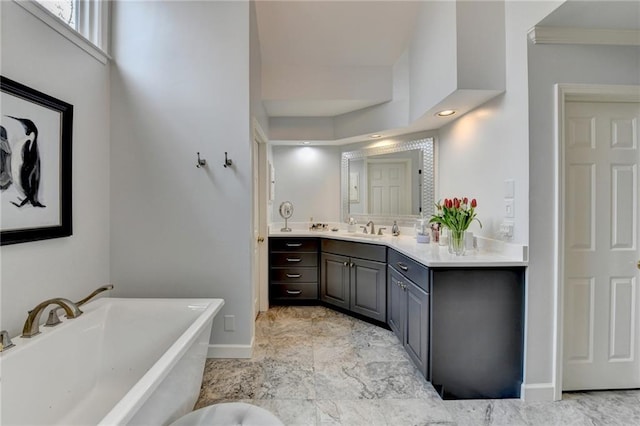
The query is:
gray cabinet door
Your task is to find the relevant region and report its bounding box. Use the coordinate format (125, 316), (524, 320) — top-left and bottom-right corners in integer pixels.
(320, 252), (350, 310)
(350, 258), (386, 322)
(387, 266), (405, 341)
(405, 280), (429, 377)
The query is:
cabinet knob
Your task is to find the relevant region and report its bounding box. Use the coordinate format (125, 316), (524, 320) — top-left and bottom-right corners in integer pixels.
(350, 262), (355, 268)
(343, 261), (349, 267)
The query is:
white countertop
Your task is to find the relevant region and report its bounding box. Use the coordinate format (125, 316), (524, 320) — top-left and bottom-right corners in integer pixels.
(268, 227), (528, 268)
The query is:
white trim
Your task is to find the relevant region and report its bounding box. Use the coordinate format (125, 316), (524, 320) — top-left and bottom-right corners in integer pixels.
(529, 26), (640, 47)
(207, 342), (254, 359)
(252, 118), (270, 313)
(553, 83), (640, 401)
(14, 0), (111, 64)
(520, 383), (555, 402)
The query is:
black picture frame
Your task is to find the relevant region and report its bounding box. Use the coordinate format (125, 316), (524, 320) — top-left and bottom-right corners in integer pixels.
(1, 76), (73, 245)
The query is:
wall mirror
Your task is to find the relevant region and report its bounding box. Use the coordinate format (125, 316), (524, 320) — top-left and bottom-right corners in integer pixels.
(341, 137), (435, 224)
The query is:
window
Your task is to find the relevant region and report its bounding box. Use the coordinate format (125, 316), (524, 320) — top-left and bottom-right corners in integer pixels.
(35, 1), (77, 29)
(18, 0), (110, 63)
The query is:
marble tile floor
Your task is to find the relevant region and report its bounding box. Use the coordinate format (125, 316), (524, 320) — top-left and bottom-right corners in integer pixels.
(195, 306), (640, 425)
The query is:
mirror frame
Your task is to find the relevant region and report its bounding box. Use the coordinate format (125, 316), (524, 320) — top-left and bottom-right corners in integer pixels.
(341, 137), (435, 224)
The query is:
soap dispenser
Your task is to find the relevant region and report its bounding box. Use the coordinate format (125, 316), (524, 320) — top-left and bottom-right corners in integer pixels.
(391, 220), (400, 236)
(347, 217), (357, 233)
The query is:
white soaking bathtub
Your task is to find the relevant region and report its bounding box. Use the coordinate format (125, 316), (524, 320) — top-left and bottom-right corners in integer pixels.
(0, 297), (224, 426)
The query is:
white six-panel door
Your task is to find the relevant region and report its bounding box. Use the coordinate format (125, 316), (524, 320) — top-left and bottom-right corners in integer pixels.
(563, 101), (640, 390)
(367, 160), (410, 216)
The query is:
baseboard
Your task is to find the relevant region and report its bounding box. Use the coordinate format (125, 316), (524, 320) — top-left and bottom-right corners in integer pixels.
(520, 383), (555, 402)
(207, 339), (254, 359)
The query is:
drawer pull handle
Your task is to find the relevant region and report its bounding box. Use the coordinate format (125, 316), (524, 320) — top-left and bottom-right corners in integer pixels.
(286, 257), (301, 262)
(286, 290), (302, 295)
(286, 273), (301, 278)
(286, 243), (303, 247)
(397, 262), (409, 271)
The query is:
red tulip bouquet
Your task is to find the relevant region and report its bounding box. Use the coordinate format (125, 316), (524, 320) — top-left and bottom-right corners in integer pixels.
(429, 197), (482, 255)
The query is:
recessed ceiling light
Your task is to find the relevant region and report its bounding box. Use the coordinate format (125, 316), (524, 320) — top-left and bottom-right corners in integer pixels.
(370, 134), (382, 139)
(436, 110), (456, 117)
(301, 141), (310, 145)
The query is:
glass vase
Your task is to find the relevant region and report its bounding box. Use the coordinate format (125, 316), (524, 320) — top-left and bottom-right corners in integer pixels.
(449, 229), (466, 256)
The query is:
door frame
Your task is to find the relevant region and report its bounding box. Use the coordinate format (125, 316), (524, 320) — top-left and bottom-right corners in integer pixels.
(553, 84), (640, 400)
(252, 117), (269, 313)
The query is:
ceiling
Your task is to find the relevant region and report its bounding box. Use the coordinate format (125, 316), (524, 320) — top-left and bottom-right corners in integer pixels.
(255, 1), (420, 118)
(255, 0), (639, 144)
(537, 0), (640, 30)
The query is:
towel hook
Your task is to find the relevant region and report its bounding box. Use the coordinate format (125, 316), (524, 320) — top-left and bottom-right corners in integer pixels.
(223, 152), (233, 168)
(196, 152), (207, 168)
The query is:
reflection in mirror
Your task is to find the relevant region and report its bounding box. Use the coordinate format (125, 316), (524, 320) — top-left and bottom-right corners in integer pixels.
(341, 138), (435, 223)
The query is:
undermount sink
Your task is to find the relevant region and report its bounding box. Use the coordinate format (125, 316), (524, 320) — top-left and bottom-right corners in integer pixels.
(354, 233), (384, 239)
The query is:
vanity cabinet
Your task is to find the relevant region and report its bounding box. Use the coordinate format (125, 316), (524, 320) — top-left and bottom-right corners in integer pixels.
(320, 239), (386, 322)
(387, 249), (430, 377)
(429, 267), (525, 399)
(269, 237), (319, 304)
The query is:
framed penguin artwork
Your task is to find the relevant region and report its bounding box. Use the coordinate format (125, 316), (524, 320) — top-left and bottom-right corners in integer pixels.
(0, 76), (73, 245)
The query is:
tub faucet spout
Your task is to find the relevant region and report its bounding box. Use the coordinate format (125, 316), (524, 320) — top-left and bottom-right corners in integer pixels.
(22, 298), (82, 338)
(46, 284), (114, 327)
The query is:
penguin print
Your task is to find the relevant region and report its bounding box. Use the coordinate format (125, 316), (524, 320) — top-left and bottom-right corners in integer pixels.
(7, 116), (45, 208)
(0, 125), (11, 190)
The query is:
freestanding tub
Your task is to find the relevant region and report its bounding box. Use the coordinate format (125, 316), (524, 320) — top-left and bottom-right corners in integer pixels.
(0, 297), (224, 426)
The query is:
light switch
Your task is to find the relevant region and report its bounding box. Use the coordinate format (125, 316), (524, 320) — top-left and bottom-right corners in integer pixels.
(505, 199), (515, 218)
(504, 179), (515, 199)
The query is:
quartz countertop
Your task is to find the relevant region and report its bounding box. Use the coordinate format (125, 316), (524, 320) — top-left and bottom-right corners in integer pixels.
(268, 227), (528, 268)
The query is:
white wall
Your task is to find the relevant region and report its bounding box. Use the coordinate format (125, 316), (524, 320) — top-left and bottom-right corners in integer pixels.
(250, 0), (268, 136)
(436, 0), (564, 399)
(409, 1), (457, 123)
(271, 145), (341, 223)
(109, 1), (253, 349)
(528, 42), (640, 390)
(0, 2), (111, 337)
(438, 1), (562, 242)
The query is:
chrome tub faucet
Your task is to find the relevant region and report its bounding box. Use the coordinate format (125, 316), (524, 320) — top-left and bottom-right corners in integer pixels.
(22, 298), (82, 338)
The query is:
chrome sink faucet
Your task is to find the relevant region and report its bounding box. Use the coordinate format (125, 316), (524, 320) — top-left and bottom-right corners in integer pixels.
(22, 298), (82, 338)
(366, 221), (375, 235)
(46, 284), (114, 327)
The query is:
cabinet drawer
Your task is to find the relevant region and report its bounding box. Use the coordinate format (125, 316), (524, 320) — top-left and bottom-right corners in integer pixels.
(270, 267), (318, 283)
(270, 252), (318, 267)
(321, 239), (386, 262)
(270, 238), (318, 252)
(270, 283), (318, 300)
(388, 248), (429, 292)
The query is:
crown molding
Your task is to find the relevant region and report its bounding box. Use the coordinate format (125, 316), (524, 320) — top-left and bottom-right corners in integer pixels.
(528, 26), (640, 47)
